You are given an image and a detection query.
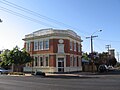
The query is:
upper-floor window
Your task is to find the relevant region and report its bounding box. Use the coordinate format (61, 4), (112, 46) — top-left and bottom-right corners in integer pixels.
(26, 42), (30, 51)
(34, 41), (38, 51)
(33, 39), (49, 51)
(44, 39), (49, 50)
(78, 44), (81, 52)
(39, 41), (43, 50)
(74, 42), (76, 51)
(70, 41), (72, 50)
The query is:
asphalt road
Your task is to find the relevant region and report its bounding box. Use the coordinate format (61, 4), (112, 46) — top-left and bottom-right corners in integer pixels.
(0, 74), (120, 90)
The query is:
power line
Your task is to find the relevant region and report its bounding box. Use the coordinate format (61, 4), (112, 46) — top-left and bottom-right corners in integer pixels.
(96, 38), (120, 43)
(0, 0), (90, 36)
(0, 6), (56, 28)
(94, 42), (104, 52)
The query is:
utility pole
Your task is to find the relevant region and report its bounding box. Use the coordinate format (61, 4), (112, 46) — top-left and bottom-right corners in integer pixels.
(86, 30), (102, 72)
(86, 35), (98, 72)
(106, 45), (111, 65)
(106, 45), (111, 54)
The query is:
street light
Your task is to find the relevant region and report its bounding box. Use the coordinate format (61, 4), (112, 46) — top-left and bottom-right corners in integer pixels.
(86, 30), (102, 72)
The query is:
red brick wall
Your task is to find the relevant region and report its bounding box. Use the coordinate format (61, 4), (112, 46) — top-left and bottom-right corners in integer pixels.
(64, 39), (70, 53)
(24, 38), (82, 68)
(25, 39), (82, 56)
(51, 39), (58, 53)
(24, 42), (26, 49)
(66, 55), (70, 67)
(30, 42), (34, 52)
(49, 55), (56, 67)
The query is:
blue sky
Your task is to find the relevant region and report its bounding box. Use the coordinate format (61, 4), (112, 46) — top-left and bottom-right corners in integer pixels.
(0, 0), (120, 59)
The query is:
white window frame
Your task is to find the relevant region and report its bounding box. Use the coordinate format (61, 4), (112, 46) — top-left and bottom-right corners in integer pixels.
(78, 57), (81, 66)
(39, 40), (43, 50)
(44, 39), (49, 50)
(39, 56), (43, 66)
(70, 56), (73, 67)
(26, 42), (30, 51)
(34, 41), (39, 51)
(73, 56), (77, 67)
(70, 41), (72, 51)
(78, 44), (81, 52)
(45, 56), (49, 66)
(34, 56), (38, 67)
(74, 42), (76, 51)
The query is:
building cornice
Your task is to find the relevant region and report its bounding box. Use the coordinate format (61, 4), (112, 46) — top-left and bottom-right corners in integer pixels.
(23, 28), (82, 42)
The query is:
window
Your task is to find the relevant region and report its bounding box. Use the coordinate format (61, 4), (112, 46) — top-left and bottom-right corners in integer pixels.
(73, 56), (77, 67)
(78, 44), (81, 52)
(34, 57), (38, 66)
(78, 57), (81, 66)
(45, 57), (49, 66)
(70, 41), (72, 50)
(40, 57), (43, 66)
(39, 41), (43, 50)
(74, 42), (76, 51)
(34, 41), (38, 51)
(70, 57), (73, 67)
(26, 42), (30, 51)
(44, 39), (49, 49)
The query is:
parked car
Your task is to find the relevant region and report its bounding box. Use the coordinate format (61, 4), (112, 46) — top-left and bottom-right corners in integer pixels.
(98, 65), (108, 72)
(34, 71), (46, 77)
(108, 65), (114, 71)
(0, 68), (10, 74)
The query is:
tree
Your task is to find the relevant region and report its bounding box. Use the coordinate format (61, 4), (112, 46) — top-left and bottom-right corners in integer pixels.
(97, 52), (108, 65)
(109, 57), (117, 66)
(0, 46), (33, 71)
(82, 52), (89, 60)
(0, 49), (11, 69)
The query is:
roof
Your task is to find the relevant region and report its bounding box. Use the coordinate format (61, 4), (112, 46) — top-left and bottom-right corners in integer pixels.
(23, 28), (82, 42)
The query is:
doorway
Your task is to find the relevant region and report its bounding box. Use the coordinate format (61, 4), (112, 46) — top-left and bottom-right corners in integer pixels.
(58, 58), (64, 72)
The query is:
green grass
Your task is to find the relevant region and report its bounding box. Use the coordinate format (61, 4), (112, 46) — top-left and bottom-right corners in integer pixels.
(9, 72), (25, 75)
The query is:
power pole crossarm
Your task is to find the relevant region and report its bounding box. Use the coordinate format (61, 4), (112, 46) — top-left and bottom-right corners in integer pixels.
(106, 45), (111, 54)
(86, 35), (98, 53)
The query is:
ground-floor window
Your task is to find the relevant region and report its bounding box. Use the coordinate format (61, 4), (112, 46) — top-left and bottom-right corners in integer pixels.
(45, 56), (49, 66)
(34, 56), (39, 66)
(78, 57), (81, 66)
(30, 55), (49, 67)
(40, 57), (43, 66)
(70, 56), (73, 67)
(73, 56), (77, 67)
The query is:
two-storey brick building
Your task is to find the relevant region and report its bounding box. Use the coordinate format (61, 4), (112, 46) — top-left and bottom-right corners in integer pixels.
(23, 28), (82, 73)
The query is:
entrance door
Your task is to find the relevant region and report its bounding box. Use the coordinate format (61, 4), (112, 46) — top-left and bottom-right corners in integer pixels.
(58, 58), (64, 72)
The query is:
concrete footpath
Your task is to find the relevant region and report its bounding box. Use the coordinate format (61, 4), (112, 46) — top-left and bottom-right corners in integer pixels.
(8, 72), (97, 78)
(45, 71), (120, 78)
(44, 72), (100, 78)
(8, 70), (120, 78)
